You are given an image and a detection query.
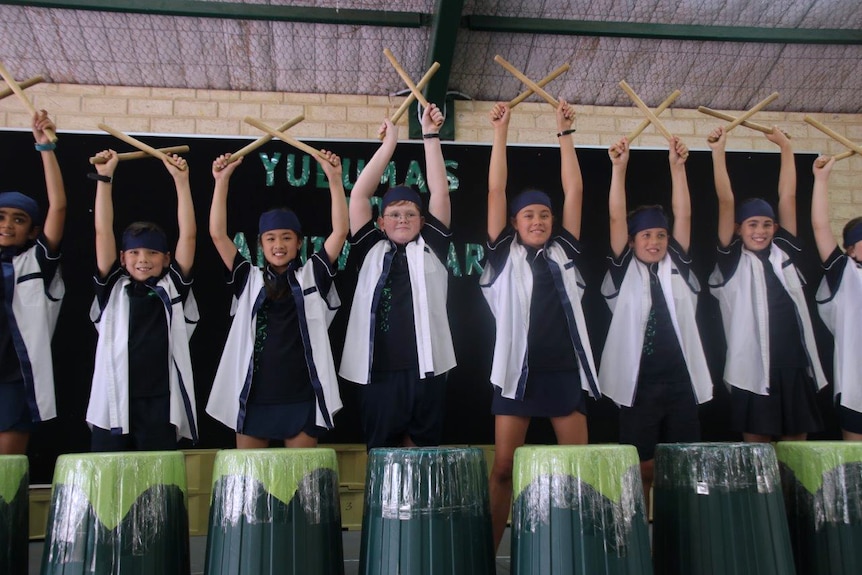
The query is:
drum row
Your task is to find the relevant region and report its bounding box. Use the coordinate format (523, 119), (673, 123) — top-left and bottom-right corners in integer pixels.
(1, 442), (861, 574)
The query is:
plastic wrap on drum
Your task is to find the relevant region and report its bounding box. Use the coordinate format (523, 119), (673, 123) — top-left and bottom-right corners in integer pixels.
(204, 448), (344, 575)
(654, 442), (779, 494)
(510, 445), (652, 574)
(41, 451), (189, 575)
(0, 455), (28, 574)
(776, 441), (862, 575)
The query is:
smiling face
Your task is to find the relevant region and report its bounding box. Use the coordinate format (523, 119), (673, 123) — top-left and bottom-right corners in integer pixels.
(120, 248), (170, 282)
(0, 207), (38, 248)
(378, 200), (423, 245)
(629, 227), (669, 264)
(260, 228), (302, 272)
(512, 204), (553, 249)
(737, 216), (777, 252)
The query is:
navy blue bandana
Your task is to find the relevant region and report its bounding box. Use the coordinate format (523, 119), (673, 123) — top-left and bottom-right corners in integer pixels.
(381, 186), (422, 213)
(510, 190), (552, 217)
(627, 206), (669, 237)
(122, 229), (168, 253)
(0, 191), (41, 225)
(844, 220), (862, 248)
(259, 209), (301, 235)
(735, 198), (775, 224)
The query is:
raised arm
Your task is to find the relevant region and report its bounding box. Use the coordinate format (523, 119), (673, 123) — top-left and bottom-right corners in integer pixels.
(557, 99), (582, 238)
(669, 136), (692, 252)
(93, 150), (119, 278)
(811, 156), (838, 262)
(768, 127), (797, 235)
(350, 118), (397, 235)
(608, 137), (630, 258)
(315, 150), (349, 263)
(708, 126), (735, 248)
(422, 104), (450, 228)
(210, 154), (243, 270)
(164, 155), (194, 276)
(487, 103), (511, 242)
(34, 110), (65, 251)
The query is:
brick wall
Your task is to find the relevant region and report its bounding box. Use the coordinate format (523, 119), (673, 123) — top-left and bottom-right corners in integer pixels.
(2, 82), (859, 235)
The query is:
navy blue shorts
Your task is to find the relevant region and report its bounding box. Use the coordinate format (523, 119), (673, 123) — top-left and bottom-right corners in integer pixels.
(358, 370), (447, 450)
(0, 381), (36, 433)
(836, 395), (862, 435)
(619, 378), (700, 462)
(240, 400), (322, 440)
(491, 369), (586, 417)
(90, 395), (178, 452)
(731, 367), (823, 437)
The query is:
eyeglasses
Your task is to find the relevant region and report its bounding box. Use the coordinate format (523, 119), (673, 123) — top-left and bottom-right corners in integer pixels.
(383, 211), (421, 221)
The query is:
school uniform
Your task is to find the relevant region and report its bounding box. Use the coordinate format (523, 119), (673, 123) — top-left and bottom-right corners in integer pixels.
(601, 240), (711, 460)
(480, 227), (599, 417)
(0, 236), (63, 431)
(87, 262), (198, 450)
(709, 228), (825, 436)
(816, 248), (862, 434)
(340, 215), (455, 449)
(207, 251), (342, 439)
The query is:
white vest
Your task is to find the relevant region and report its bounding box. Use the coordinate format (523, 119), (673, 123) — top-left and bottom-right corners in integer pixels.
(816, 257), (862, 413)
(5, 240), (64, 421)
(206, 257), (343, 430)
(480, 238), (599, 400)
(340, 235), (456, 384)
(709, 241), (827, 395)
(87, 269), (199, 441)
(600, 249), (713, 407)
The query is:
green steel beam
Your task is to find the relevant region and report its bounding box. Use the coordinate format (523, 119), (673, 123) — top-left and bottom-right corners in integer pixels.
(0, 0), (426, 27)
(466, 15), (862, 45)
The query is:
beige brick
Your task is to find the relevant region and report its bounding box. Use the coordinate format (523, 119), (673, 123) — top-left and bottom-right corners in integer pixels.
(82, 97), (128, 115)
(454, 127), (478, 142)
(104, 86), (152, 98)
(830, 171), (857, 189)
(31, 94), (81, 113)
(605, 106), (636, 118)
(151, 117), (195, 134)
(59, 115), (105, 131)
(218, 101), (262, 120)
(832, 203), (861, 220)
(852, 190), (862, 204)
(287, 121), (328, 138)
(283, 93), (325, 105)
(195, 89), (241, 101)
(197, 119), (243, 136)
(326, 123), (367, 139)
(103, 115), (151, 133)
(154, 88), (197, 100)
(306, 105), (346, 122)
(326, 94), (368, 105)
(368, 95), (397, 107)
(575, 115), (616, 133)
(260, 103), (305, 123)
(347, 105), (391, 123)
(129, 99), (173, 116)
(59, 84), (103, 95)
(239, 90), (282, 103)
(845, 124), (862, 141)
(174, 100), (219, 118)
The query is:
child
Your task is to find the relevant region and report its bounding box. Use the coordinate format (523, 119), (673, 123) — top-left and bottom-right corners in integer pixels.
(811, 156), (862, 441)
(339, 103), (455, 450)
(206, 150), (347, 448)
(708, 126), (826, 443)
(601, 136), (712, 502)
(87, 149), (198, 451)
(0, 110), (66, 455)
(481, 100), (601, 551)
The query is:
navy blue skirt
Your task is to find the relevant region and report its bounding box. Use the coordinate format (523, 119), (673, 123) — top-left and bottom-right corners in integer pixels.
(731, 367), (823, 437)
(0, 381), (35, 432)
(836, 394), (862, 435)
(492, 369), (586, 418)
(241, 400), (322, 440)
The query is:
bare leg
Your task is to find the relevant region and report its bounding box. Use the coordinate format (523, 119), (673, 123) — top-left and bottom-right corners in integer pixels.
(0, 431), (29, 455)
(549, 411), (588, 445)
(743, 432), (773, 443)
(284, 432), (318, 448)
(843, 429), (862, 441)
(489, 415), (530, 553)
(236, 434), (270, 449)
(640, 459), (654, 514)
(401, 434), (417, 447)
(781, 433), (807, 441)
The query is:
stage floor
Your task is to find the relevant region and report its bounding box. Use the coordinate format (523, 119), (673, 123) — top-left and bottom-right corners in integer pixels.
(29, 529), (514, 575)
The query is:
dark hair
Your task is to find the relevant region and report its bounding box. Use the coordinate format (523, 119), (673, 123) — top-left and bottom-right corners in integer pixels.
(843, 217), (862, 238)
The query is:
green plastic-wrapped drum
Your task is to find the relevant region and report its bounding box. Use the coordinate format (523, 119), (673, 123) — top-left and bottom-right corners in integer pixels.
(0, 455), (28, 574)
(653, 443), (794, 575)
(511, 445), (652, 575)
(359, 447), (494, 575)
(776, 441), (862, 575)
(204, 448), (344, 575)
(40, 451), (189, 575)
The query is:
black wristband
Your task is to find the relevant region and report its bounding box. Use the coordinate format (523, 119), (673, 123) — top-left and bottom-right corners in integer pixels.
(557, 128), (576, 138)
(422, 133), (441, 139)
(87, 172), (113, 183)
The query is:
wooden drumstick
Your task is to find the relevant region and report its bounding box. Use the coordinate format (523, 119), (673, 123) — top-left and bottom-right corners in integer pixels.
(697, 106), (790, 137)
(804, 116), (862, 156)
(383, 48), (429, 108)
(0, 63), (57, 142)
(619, 81), (687, 159)
(494, 55), (559, 109)
(226, 114), (305, 164)
(390, 62), (440, 125)
(508, 64), (570, 109)
(244, 116), (325, 158)
(0, 75), (45, 101)
(89, 145), (190, 165)
(97, 123), (185, 169)
(707, 92), (779, 142)
(814, 150), (855, 169)
(627, 90), (681, 142)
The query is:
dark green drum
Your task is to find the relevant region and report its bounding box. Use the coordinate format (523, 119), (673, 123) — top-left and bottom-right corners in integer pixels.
(0, 455), (28, 574)
(40, 451), (189, 575)
(510, 445), (652, 575)
(204, 448), (343, 575)
(776, 441), (862, 575)
(654, 442), (795, 575)
(359, 447), (494, 575)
